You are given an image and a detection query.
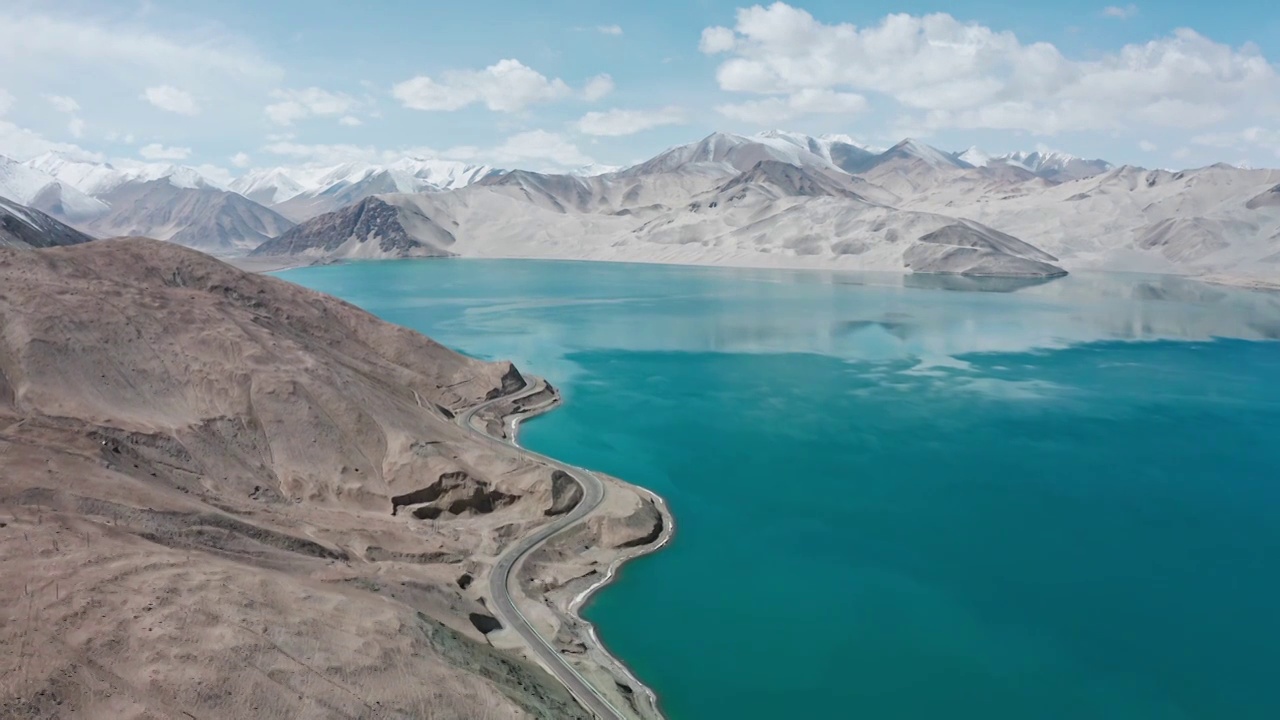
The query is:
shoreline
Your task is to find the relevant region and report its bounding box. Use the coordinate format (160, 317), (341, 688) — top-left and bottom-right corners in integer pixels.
(507, 401), (676, 717)
(483, 379), (675, 712)
(237, 252), (1280, 298)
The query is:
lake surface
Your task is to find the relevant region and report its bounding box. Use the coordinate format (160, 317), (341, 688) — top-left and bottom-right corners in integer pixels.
(279, 260), (1280, 720)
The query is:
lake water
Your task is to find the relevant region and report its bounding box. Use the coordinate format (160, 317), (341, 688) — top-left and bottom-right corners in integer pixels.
(278, 260), (1280, 720)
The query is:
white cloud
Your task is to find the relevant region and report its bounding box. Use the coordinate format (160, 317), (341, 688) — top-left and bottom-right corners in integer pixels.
(577, 106), (686, 136)
(392, 59), (575, 112)
(702, 5), (1280, 136)
(583, 74), (615, 102)
(1172, 147), (1192, 160)
(230, 152), (251, 167)
(0, 12), (281, 82)
(597, 25), (623, 36)
(338, 115), (363, 126)
(0, 89), (11, 116)
(489, 130), (593, 167)
(67, 118), (86, 138)
(139, 142), (191, 160)
(265, 87), (356, 126)
(1103, 5), (1139, 19)
(1192, 126), (1280, 157)
(717, 89), (868, 124)
(46, 95), (80, 113)
(0, 120), (102, 161)
(1138, 140), (1157, 152)
(142, 85), (200, 116)
(700, 26), (737, 54)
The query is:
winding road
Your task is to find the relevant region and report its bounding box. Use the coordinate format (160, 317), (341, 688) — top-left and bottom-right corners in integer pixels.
(457, 381), (629, 720)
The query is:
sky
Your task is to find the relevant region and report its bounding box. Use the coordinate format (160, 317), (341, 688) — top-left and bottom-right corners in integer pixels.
(1, 0), (1278, 179)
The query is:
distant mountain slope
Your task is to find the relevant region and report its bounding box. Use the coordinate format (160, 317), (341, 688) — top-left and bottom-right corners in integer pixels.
(957, 148), (1114, 182)
(89, 181), (294, 253)
(260, 161), (1069, 277)
(236, 159), (500, 221)
(0, 155), (109, 222)
(25, 152), (223, 195)
(0, 196), (96, 249)
(252, 196), (455, 258)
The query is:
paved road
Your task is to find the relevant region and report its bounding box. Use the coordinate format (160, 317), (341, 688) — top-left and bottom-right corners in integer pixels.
(458, 382), (629, 720)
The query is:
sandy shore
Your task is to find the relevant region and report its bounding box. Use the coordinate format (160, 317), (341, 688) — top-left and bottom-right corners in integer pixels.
(1198, 273), (1280, 292)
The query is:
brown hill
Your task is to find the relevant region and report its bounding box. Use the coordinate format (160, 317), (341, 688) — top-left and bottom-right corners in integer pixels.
(0, 238), (596, 718)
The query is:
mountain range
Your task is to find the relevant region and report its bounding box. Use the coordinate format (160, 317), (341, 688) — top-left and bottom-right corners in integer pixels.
(2, 131), (1277, 281)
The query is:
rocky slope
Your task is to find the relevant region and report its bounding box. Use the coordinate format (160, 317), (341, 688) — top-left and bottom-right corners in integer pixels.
(0, 238), (664, 719)
(0, 196), (96, 249)
(258, 131), (1280, 282)
(85, 181), (295, 254)
(252, 196), (455, 259)
(0, 155), (108, 223)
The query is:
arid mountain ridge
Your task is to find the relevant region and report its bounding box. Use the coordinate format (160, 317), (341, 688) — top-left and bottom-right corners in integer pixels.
(0, 237), (669, 718)
(2, 131), (1278, 280)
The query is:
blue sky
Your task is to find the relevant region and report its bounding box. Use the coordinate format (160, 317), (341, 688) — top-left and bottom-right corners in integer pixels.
(1, 0), (1278, 178)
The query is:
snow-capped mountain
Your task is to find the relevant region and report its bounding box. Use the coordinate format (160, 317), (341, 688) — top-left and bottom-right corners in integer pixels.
(229, 167), (312, 206)
(0, 155), (109, 222)
(957, 148), (1113, 182)
(621, 131), (848, 177)
(0, 195), (96, 249)
(755, 130), (880, 174)
(956, 147), (992, 168)
(24, 152), (225, 195)
(874, 138), (974, 170)
(232, 158), (500, 221)
(996, 150), (1113, 182)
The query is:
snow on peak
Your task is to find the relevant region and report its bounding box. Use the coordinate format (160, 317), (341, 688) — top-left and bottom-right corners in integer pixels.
(1, 155), (109, 220)
(23, 154), (225, 195)
(882, 138), (970, 169)
(957, 146), (992, 167)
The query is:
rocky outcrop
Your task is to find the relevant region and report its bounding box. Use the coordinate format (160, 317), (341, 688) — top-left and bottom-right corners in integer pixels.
(0, 196), (95, 249)
(1246, 184), (1280, 210)
(392, 471), (520, 520)
(905, 222), (1067, 277)
(545, 470), (584, 516)
(252, 196), (456, 258)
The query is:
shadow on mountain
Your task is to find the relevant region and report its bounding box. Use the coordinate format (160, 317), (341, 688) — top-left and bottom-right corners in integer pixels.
(903, 272), (1063, 293)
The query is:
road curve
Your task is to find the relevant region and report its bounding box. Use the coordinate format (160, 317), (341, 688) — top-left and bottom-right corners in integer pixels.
(458, 381), (630, 720)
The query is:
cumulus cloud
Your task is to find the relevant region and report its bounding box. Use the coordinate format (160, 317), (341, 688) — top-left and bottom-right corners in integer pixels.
(700, 26), (737, 54)
(265, 87), (357, 126)
(142, 85), (200, 115)
(717, 89), (868, 124)
(583, 74), (615, 101)
(392, 59), (576, 112)
(701, 4), (1280, 135)
(138, 142), (191, 160)
(0, 89), (12, 116)
(1103, 5), (1139, 19)
(1138, 140), (1157, 152)
(577, 106), (686, 136)
(488, 130), (593, 167)
(46, 95), (80, 113)
(67, 117), (85, 138)
(230, 152), (251, 167)
(597, 25), (623, 36)
(338, 115), (363, 126)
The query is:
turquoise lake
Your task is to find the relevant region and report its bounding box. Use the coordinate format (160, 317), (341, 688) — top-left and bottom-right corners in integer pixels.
(278, 260), (1280, 720)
